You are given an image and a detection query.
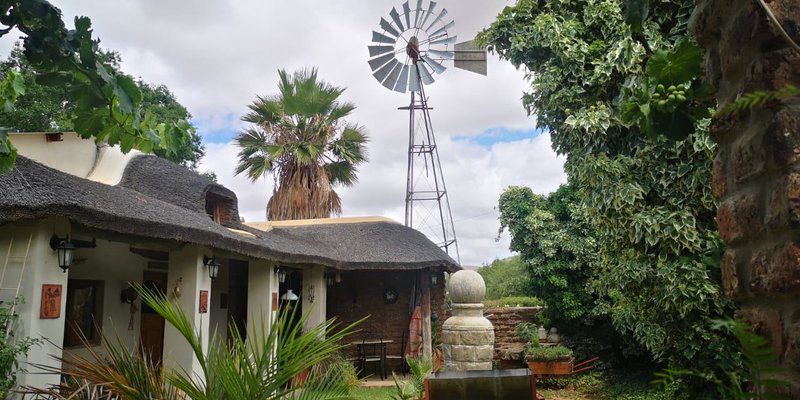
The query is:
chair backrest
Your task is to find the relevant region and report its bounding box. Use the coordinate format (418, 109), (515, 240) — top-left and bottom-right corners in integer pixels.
(361, 331), (383, 358)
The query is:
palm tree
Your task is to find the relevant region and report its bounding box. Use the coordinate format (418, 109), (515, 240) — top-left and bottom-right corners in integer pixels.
(235, 68), (368, 220)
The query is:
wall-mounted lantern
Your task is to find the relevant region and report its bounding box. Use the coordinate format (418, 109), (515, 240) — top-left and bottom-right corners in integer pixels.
(49, 235), (95, 272)
(203, 256), (220, 280)
(274, 267), (287, 283)
(431, 272), (439, 286)
(325, 272), (335, 287)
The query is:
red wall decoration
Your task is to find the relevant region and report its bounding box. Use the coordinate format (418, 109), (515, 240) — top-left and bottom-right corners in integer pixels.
(199, 290), (209, 314)
(40, 284), (62, 319)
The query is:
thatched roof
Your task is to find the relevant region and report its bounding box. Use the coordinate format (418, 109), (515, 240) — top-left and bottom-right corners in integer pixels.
(0, 156), (459, 271)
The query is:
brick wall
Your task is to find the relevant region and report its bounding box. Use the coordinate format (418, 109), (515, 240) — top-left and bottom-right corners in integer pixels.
(484, 307), (541, 368)
(326, 269), (447, 370)
(693, 0), (800, 393)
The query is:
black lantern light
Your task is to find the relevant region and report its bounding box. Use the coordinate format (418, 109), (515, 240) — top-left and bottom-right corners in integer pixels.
(203, 256), (220, 280)
(49, 235), (75, 272)
(274, 267), (286, 283)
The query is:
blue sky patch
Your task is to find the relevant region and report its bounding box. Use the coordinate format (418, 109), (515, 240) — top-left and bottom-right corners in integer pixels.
(454, 126), (544, 148)
(194, 113), (242, 144)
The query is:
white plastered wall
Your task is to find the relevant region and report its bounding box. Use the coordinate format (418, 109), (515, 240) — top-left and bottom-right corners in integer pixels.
(163, 245), (211, 379)
(209, 259), (230, 343)
(246, 259), (278, 339)
(0, 218), (69, 394)
(62, 239), (149, 362)
(302, 265), (327, 332)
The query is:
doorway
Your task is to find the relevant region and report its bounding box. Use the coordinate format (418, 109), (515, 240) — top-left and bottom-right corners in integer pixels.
(279, 268), (303, 328)
(140, 270), (167, 365)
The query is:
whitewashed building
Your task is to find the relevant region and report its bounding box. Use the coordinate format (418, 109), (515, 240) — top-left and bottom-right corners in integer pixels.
(0, 132), (458, 394)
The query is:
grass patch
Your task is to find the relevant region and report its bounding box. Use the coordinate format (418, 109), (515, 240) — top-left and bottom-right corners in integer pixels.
(348, 386), (396, 400)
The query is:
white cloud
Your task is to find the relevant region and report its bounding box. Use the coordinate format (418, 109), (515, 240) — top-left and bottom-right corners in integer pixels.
(2, 0), (569, 265)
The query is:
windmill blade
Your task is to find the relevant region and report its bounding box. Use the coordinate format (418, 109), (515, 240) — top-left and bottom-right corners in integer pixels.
(389, 7), (405, 31)
(402, 1), (411, 31)
(369, 45), (394, 57)
(430, 35), (457, 45)
(428, 49), (454, 59)
(380, 18), (400, 37)
(419, 63), (435, 85)
(422, 55), (447, 74)
(372, 31), (396, 44)
(383, 63), (404, 90)
(428, 20), (454, 39)
(414, 0), (423, 28)
(420, 1), (437, 30)
(426, 8), (448, 32)
(409, 66), (421, 92)
(394, 65), (410, 93)
(373, 59), (399, 83)
(368, 53), (396, 71)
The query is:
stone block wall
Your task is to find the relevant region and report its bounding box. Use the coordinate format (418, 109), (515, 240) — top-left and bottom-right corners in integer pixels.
(484, 307), (541, 368)
(692, 0), (800, 393)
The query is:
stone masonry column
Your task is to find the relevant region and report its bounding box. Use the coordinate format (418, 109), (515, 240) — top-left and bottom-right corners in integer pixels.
(441, 270), (494, 371)
(693, 0), (800, 394)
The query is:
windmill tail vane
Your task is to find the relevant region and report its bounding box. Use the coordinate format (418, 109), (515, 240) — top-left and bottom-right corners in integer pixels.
(368, 1), (488, 264)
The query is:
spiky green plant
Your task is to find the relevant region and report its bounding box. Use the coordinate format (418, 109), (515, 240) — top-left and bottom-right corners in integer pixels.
(26, 283), (361, 400)
(656, 320), (789, 399)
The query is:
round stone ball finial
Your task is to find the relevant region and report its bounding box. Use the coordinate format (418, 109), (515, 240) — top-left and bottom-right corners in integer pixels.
(447, 270), (486, 304)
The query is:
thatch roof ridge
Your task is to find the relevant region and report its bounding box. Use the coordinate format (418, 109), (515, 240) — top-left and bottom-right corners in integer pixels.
(0, 157), (459, 271)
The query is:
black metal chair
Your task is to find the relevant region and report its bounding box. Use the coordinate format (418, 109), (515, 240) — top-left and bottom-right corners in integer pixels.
(357, 331), (387, 380)
(385, 330), (408, 375)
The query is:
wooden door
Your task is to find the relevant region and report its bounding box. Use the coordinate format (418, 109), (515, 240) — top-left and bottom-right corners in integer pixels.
(140, 271), (167, 366)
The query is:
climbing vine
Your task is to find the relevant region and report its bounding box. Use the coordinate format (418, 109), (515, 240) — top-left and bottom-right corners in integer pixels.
(481, 0), (739, 376)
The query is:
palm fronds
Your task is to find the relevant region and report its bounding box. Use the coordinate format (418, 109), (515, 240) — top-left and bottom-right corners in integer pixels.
(235, 68), (368, 221)
(716, 84), (800, 117)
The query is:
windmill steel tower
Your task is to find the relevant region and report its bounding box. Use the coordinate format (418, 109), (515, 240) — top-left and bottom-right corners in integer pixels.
(368, 1), (486, 264)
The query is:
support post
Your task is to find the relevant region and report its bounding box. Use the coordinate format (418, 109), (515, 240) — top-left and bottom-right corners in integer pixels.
(163, 245), (211, 380)
(247, 259), (277, 339)
(422, 270), (432, 358)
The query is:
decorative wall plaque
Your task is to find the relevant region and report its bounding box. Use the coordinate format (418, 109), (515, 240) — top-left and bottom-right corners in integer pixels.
(40, 284), (62, 319)
(199, 290), (209, 314)
(272, 292), (278, 310)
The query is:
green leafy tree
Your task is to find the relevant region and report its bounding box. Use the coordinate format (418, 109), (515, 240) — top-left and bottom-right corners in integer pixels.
(0, 45), (206, 169)
(480, 0), (738, 376)
(0, 0), (194, 172)
(498, 185), (596, 324)
(235, 68), (368, 220)
(477, 256), (530, 300)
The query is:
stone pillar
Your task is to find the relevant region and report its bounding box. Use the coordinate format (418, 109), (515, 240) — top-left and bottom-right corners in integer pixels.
(441, 270), (494, 371)
(693, 0), (800, 394)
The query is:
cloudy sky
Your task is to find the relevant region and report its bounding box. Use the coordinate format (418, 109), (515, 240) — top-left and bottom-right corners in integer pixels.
(2, 0), (567, 266)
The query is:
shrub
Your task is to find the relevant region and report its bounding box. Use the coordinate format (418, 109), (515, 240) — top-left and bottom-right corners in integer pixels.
(516, 322), (539, 344)
(477, 256), (531, 299)
(526, 345), (573, 362)
(0, 299), (38, 398)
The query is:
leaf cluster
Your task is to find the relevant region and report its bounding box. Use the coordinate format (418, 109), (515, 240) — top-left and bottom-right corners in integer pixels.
(0, 298), (40, 398)
(0, 0), (195, 172)
(481, 0), (739, 380)
(235, 68), (369, 220)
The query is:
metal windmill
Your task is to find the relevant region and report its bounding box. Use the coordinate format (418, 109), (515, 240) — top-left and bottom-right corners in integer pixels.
(368, 1), (486, 264)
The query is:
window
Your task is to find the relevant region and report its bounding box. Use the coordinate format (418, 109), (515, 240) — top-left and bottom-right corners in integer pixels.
(205, 192), (234, 224)
(63, 279), (104, 347)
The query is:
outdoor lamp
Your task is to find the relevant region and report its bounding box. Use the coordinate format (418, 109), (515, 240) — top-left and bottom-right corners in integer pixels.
(281, 289), (299, 301)
(203, 256), (220, 280)
(431, 273), (439, 286)
(325, 272), (334, 287)
(50, 235), (75, 272)
(274, 267), (286, 283)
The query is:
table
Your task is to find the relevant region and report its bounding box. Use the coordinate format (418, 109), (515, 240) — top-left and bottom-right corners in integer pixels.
(351, 339), (394, 380)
